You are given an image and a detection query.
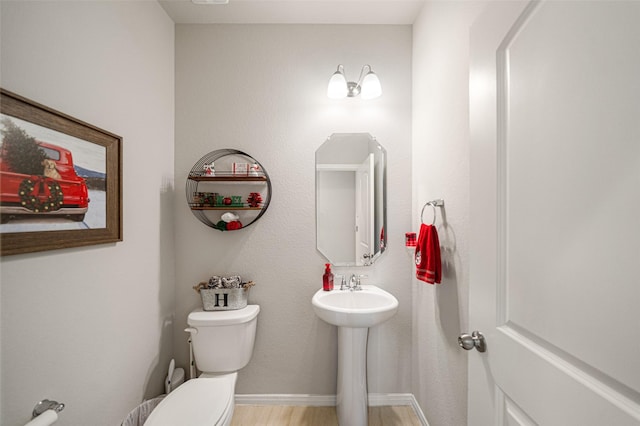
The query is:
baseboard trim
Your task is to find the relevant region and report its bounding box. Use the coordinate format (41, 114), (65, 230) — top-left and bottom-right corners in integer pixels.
(407, 393), (430, 426)
(234, 393), (335, 406)
(367, 392), (413, 406)
(234, 393), (429, 425)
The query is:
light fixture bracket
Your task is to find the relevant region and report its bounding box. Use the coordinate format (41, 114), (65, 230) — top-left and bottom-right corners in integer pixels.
(346, 81), (361, 97)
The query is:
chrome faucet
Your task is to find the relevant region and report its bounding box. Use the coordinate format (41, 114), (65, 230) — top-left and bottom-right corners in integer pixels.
(344, 274), (365, 291)
(349, 274), (357, 290)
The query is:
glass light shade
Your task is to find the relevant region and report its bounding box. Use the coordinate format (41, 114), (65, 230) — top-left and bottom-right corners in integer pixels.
(327, 71), (348, 99)
(360, 72), (382, 99)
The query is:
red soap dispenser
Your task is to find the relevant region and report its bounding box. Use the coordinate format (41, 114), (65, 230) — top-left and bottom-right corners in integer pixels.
(323, 263), (334, 291)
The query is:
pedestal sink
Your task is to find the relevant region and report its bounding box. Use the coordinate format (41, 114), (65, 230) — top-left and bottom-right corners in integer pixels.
(312, 285), (399, 426)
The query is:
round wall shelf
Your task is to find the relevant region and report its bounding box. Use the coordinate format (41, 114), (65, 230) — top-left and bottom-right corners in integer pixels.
(185, 149), (272, 231)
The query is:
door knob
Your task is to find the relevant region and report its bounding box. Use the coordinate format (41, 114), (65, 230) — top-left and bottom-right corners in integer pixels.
(458, 331), (486, 352)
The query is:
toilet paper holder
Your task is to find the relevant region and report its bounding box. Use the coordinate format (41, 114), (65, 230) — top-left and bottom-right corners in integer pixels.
(32, 399), (65, 418)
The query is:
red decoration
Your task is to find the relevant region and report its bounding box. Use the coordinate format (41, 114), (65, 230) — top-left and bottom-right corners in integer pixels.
(226, 220), (242, 230)
(246, 192), (262, 208)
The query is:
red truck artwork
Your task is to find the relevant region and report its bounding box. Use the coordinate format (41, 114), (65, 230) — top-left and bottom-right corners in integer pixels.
(0, 140), (90, 223)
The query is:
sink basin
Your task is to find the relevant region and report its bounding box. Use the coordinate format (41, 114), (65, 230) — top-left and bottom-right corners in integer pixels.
(312, 285), (398, 328)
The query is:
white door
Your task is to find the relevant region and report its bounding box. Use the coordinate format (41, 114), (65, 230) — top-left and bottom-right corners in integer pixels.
(355, 153), (375, 264)
(469, 1), (640, 425)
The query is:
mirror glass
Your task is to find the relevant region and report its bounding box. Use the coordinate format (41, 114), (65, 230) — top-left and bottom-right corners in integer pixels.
(315, 133), (387, 266)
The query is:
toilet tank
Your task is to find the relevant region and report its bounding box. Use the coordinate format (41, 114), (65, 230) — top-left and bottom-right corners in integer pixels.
(187, 305), (260, 374)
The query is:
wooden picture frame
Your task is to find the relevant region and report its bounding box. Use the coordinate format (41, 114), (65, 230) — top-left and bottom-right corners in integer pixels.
(0, 89), (122, 255)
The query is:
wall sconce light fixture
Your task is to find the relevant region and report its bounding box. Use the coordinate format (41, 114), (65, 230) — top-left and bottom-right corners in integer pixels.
(327, 64), (382, 99)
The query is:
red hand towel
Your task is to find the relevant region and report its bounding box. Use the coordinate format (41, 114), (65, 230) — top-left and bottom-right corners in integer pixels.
(415, 224), (442, 284)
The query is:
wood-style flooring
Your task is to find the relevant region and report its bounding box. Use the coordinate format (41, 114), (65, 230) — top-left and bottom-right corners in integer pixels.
(231, 405), (421, 425)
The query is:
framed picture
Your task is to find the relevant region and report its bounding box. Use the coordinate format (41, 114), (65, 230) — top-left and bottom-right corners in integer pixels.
(0, 89), (122, 255)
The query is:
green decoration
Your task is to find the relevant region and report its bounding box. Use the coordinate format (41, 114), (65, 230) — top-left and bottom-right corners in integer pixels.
(1, 117), (48, 175)
(18, 177), (64, 212)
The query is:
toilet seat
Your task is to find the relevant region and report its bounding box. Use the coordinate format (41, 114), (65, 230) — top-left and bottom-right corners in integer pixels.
(144, 373), (236, 426)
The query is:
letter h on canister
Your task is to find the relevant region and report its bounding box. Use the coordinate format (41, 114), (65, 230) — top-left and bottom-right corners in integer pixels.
(214, 293), (229, 307)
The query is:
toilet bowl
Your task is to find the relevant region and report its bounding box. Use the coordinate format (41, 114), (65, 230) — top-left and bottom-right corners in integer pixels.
(145, 305), (260, 426)
(144, 373), (236, 426)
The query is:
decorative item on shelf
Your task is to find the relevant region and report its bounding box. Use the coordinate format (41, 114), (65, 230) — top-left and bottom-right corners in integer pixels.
(193, 192), (218, 207)
(193, 275), (256, 311)
(226, 220), (242, 230)
(215, 195), (243, 207)
(203, 161), (215, 176)
(214, 212), (243, 231)
(249, 162), (261, 176)
(232, 162), (249, 176)
(246, 192), (262, 208)
(221, 212), (239, 222)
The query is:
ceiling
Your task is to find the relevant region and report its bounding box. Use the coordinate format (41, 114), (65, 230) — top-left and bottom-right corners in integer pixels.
(158, 0), (426, 24)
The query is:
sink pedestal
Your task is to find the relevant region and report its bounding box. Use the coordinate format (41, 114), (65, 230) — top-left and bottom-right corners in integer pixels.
(311, 286), (399, 426)
(337, 327), (369, 426)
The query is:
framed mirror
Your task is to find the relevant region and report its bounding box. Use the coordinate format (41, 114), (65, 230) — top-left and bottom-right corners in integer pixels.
(315, 133), (387, 266)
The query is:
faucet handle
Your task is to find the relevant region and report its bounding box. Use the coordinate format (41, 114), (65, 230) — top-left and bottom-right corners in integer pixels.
(354, 274), (368, 290)
(336, 274), (347, 290)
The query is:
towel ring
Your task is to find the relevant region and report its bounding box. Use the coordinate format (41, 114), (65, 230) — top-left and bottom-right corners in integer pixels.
(420, 199), (444, 225)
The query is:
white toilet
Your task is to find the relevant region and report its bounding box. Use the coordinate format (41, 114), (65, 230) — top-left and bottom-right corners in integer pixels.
(145, 305), (260, 426)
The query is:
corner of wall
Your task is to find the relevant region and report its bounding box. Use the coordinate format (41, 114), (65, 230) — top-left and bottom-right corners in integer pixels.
(411, 1), (489, 425)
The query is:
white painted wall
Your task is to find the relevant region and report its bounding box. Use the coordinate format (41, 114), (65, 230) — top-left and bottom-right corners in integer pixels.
(174, 24), (413, 396)
(0, 2), (175, 425)
(412, 2), (488, 425)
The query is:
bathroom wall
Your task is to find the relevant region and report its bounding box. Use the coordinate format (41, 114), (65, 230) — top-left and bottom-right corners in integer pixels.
(412, 1), (488, 425)
(0, 2), (175, 425)
(174, 24), (413, 396)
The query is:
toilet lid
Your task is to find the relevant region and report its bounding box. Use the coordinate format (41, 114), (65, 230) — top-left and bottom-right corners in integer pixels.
(189, 305), (260, 326)
(144, 375), (235, 426)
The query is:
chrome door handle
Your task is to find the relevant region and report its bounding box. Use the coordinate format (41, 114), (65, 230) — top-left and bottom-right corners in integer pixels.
(458, 331), (486, 352)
